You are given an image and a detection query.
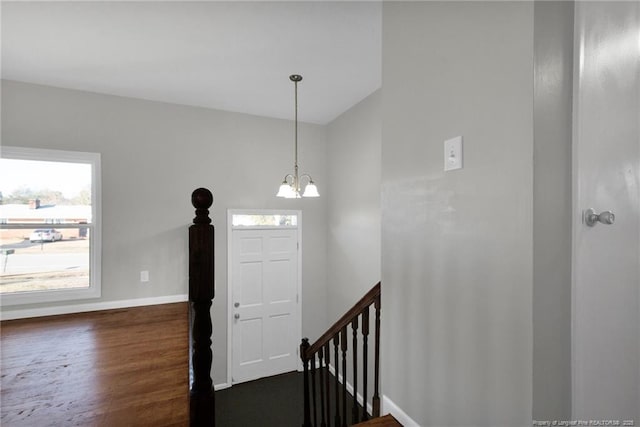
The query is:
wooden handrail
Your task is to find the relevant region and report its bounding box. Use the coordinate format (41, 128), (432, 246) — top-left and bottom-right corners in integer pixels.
(303, 282), (381, 358)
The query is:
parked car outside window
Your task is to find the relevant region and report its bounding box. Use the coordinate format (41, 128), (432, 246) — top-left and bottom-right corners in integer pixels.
(29, 229), (63, 242)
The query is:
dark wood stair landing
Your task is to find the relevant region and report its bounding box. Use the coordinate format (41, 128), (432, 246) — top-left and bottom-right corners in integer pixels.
(354, 414), (403, 426)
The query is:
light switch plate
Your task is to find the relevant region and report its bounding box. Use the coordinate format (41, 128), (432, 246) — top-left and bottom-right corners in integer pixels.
(444, 136), (463, 171)
(140, 270), (149, 283)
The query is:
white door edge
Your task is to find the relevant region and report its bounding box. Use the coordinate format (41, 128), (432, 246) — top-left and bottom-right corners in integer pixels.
(570, 1), (580, 415)
(226, 209), (303, 387)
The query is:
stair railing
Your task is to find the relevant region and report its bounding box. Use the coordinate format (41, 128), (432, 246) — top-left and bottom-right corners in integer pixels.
(189, 188), (215, 426)
(301, 282), (381, 427)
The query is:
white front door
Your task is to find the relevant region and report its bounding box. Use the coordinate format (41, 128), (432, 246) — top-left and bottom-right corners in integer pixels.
(231, 228), (299, 384)
(573, 1), (639, 421)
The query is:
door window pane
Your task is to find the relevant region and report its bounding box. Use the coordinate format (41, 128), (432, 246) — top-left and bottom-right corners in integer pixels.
(232, 214), (297, 227)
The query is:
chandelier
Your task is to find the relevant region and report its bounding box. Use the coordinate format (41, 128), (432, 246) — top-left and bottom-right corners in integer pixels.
(276, 74), (319, 198)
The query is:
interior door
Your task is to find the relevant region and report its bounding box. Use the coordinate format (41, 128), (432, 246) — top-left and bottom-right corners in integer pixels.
(231, 228), (299, 384)
(573, 1), (639, 421)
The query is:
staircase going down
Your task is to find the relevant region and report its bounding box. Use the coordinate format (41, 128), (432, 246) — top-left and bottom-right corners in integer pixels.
(300, 282), (387, 427)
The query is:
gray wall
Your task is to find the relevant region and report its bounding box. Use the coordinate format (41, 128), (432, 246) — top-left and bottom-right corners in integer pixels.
(0, 80), (328, 386)
(381, 2), (534, 425)
(326, 90), (381, 321)
(532, 1), (574, 420)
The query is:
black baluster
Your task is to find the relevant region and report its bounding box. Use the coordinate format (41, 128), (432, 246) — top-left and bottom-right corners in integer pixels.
(333, 335), (341, 427)
(324, 342), (331, 427)
(311, 356), (318, 426)
(318, 347), (326, 427)
(301, 338), (311, 427)
(373, 294), (381, 417)
(361, 307), (370, 421)
(352, 317), (359, 424)
(341, 326), (347, 427)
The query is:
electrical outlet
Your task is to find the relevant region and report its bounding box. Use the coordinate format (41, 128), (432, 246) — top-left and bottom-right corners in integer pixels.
(140, 270), (149, 283)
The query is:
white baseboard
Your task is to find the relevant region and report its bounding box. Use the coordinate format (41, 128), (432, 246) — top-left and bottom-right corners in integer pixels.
(0, 294), (189, 321)
(327, 363), (374, 416)
(214, 382), (230, 391)
(382, 394), (420, 427)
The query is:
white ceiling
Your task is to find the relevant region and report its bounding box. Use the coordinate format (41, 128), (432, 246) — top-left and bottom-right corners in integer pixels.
(1, 1), (381, 124)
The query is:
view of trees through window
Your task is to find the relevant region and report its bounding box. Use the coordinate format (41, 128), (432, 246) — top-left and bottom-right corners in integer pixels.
(0, 155), (94, 297)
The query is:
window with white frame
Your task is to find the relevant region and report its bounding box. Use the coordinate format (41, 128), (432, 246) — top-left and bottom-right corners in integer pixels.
(0, 147), (101, 305)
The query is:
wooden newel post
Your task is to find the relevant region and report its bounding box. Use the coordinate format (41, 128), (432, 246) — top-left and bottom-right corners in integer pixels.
(301, 338), (311, 427)
(189, 188), (215, 426)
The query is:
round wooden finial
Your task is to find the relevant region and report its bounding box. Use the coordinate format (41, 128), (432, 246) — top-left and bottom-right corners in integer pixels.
(191, 188), (213, 210)
(192, 188), (213, 225)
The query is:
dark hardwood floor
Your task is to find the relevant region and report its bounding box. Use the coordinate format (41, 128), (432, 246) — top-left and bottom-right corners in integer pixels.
(1, 303), (189, 426)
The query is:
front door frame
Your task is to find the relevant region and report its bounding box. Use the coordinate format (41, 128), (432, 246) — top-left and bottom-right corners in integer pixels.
(226, 209), (303, 387)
